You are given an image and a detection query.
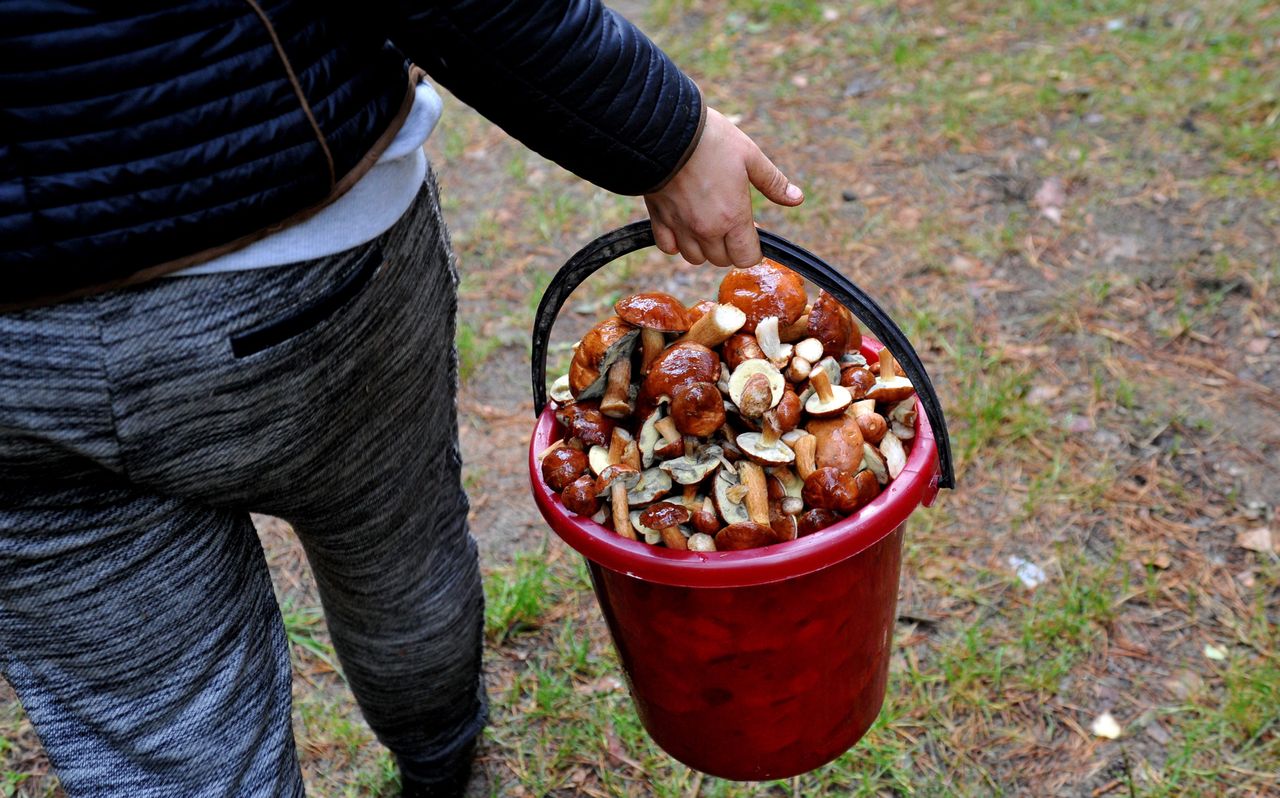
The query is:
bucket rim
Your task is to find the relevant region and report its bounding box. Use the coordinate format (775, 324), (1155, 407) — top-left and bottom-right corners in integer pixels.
(529, 343), (940, 589)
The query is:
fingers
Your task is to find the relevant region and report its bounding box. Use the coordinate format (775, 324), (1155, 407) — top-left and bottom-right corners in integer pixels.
(700, 236), (734, 268)
(652, 220), (679, 256)
(674, 233), (706, 266)
(745, 146), (804, 207)
(724, 224), (763, 268)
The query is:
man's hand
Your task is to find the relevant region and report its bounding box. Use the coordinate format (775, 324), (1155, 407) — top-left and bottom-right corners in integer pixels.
(644, 108), (804, 268)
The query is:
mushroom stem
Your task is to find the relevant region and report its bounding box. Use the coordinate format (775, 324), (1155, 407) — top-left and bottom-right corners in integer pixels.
(811, 368), (836, 403)
(738, 461), (770, 526)
(622, 440), (642, 471)
(611, 483), (636, 539)
(681, 483), (699, 509)
(795, 434), (818, 480)
(851, 399), (877, 418)
(640, 328), (666, 374)
(600, 358), (634, 418)
(658, 526), (688, 550)
(761, 412), (782, 448)
(878, 348), (897, 380)
(779, 312), (811, 342)
(607, 428), (629, 465)
(655, 416), (680, 446)
(677, 304), (746, 348)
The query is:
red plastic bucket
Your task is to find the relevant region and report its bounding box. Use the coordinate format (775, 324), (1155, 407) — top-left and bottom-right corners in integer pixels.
(527, 223), (953, 780)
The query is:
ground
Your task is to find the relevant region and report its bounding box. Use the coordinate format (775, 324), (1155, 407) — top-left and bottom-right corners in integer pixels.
(3, 1), (1278, 796)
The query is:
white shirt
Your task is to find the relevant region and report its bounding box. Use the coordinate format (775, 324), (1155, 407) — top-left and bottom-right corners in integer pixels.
(170, 80), (443, 276)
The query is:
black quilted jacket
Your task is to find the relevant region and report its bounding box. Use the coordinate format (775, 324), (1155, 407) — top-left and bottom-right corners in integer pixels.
(0, 0), (704, 309)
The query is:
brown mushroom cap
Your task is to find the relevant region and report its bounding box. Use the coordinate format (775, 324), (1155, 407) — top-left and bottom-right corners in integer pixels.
(639, 501), (692, 530)
(692, 498), (721, 535)
(715, 521), (781, 551)
(721, 333), (766, 371)
(866, 375), (916, 403)
(686, 299), (718, 326)
(841, 366), (876, 400)
(773, 389), (801, 433)
(637, 342), (720, 414)
(561, 475), (601, 517)
(615, 292), (690, 333)
(553, 402), (616, 448)
(717, 260), (808, 328)
(670, 381), (727, 437)
(798, 508), (844, 537)
(802, 467), (860, 513)
(808, 291), (860, 358)
(541, 447), (589, 491)
(854, 469), (880, 508)
(569, 316), (639, 398)
(807, 415), (865, 473)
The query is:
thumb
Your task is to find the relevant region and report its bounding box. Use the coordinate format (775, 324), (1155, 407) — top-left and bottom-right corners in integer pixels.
(745, 145), (804, 207)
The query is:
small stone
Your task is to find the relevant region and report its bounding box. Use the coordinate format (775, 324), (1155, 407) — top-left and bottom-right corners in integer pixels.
(1236, 527), (1275, 553)
(841, 190), (859, 202)
(1090, 711), (1122, 739)
(1245, 337), (1270, 354)
(822, 6), (839, 21)
(1203, 643), (1227, 661)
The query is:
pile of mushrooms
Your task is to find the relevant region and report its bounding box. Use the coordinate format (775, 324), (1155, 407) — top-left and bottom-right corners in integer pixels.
(539, 260), (917, 553)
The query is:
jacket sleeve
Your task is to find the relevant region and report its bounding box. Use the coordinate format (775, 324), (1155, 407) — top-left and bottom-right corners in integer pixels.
(381, 0), (705, 195)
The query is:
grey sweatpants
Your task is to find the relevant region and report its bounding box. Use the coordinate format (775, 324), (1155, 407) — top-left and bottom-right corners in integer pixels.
(0, 179), (486, 797)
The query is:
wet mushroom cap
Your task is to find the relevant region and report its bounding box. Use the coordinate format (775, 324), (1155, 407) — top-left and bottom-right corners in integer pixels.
(808, 290), (860, 358)
(561, 475), (601, 517)
(541, 447), (589, 491)
(773, 389), (802, 432)
(715, 521), (781, 551)
(554, 402), (616, 448)
(721, 333), (766, 371)
(568, 316), (638, 398)
(639, 501), (691, 530)
(798, 508), (843, 536)
(638, 342), (721, 412)
(615, 292), (690, 332)
(841, 366), (877, 400)
(685, 299), (717, 326)
(717, 260), (808, 327)
(670, 381), (727, 437)
(802, 467), (860, 513)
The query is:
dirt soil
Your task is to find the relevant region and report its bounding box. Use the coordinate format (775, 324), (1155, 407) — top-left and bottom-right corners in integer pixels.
(3, 1), (1277, 797)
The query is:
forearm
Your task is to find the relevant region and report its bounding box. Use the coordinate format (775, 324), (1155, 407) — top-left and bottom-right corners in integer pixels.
(385, 0), (704, 195)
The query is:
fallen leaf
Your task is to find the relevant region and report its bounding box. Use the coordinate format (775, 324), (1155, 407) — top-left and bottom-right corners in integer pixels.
(1090, 711), (1122, 739)
(1033, 177), (1066, 224)
(1203, 643), (1227, 661)
(1236, 527), (1276, 554)
(1008, 555), (1047, 588)
(1245, 337), (1270, 355)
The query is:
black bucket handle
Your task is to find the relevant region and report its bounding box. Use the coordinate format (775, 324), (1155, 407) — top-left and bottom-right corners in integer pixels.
(530, 221), (955, 491)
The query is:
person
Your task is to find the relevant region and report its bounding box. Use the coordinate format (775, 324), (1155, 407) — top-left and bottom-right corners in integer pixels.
(0, 2), (803, 796)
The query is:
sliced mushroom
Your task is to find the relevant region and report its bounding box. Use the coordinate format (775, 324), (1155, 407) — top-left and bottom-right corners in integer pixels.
(568, 317), (639, 400)
(660, 442), (724, 485)
(639, 502), (691, 550)
(687, 532), (717, 552)
(588, 445), (611, 476)
(736, 412), (795, 467)
(549, 374), (574, 405)
(804, 368), (853, 417)
(862, 443), (889, 485)
(718, 260), (808, 327)
(879, 431), (907, 480)
(727, 360), (784, 414)
(712, 469), (752, 526)
(675, 303), (747, 349)
(628, 468), (674, 506)
(794, 337), (824, 363)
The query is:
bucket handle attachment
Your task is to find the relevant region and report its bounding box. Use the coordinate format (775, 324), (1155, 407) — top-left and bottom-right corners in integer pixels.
(529, 221), (955, 491)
